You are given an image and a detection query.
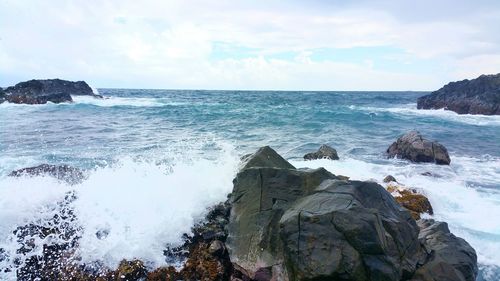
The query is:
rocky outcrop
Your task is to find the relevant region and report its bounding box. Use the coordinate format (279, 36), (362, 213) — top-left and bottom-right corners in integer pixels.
(417, 73), (500, 115)
(387, 183), (434, 220)
(303, 144), (339, 160)
(387, 131), (451, 165)
(411, 220), (478, 281)
(3, 79), (101, 104)
(240, 145), (295, 170)
(384, 175), (397, 183)
(227, 146), (476, 281)
(9, 164), (86, 185)
(0, 87), (5, 103)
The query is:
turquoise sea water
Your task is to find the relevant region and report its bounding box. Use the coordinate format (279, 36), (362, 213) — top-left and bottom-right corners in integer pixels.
(1, 89), (499, 280)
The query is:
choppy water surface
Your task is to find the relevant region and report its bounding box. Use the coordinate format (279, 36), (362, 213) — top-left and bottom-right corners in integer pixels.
(1, 89), (499, 280)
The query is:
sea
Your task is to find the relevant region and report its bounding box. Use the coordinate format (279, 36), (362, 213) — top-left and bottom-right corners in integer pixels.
(1, 89), (499, 280)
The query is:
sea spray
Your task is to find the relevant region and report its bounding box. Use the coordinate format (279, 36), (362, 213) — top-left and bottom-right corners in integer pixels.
(0, 143), (239, 279)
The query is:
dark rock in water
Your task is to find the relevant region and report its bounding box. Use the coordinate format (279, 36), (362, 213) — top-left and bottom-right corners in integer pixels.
(412, 220), (478, 281)
(303, 144), (339, 160)
(384, 175), (397, 183)
(4, 79), (101, 104)
(240, 146), (295, 170)
(227, 146), (476, 281)
(0, 87), (5, 103)
(387, 131), (451, 165)
(9, 164), (86, 185)
(417, 73), (500, 115)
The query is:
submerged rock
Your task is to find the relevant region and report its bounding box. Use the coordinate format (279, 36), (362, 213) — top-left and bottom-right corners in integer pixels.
(417, 73), (500, 115)
(3, 79), (101, 104)
(383, 175), (397, 183)
(387, 131), (451, 165)
(303, 144), (339, 160)
(9, 164), (86, 185)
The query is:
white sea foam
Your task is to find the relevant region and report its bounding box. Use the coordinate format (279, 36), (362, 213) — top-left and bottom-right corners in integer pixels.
(291, 154), (500, 277)
(0, 144), (239, 279)
(71, 95), (165, 107)
(349, 103), (500, 126)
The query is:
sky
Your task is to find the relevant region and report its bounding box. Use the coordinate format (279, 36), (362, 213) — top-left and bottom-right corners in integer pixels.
(0, 0), (499, 90)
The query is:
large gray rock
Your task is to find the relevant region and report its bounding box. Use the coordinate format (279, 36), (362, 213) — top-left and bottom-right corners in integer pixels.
(227, 147), (477, 281)
(410, 220), (478, 281)
(9, 164), (86, 185)
(303, 144), (339, 160)
(4, 79), (101, 104)
(417, 73), (500, 115)
(387, 131), (451, 165)
(240, 146), (295, 170)
(280, 179), (421, 281)
(227, 166), (336, 278)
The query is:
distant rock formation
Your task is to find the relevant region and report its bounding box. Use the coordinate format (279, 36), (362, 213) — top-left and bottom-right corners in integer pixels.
(303, 144), (339, 160)
(0, 87), (5, 103)
(2, 79), (101, 104)
(417, 73), (500, 115)
(387, 131), (451, 165)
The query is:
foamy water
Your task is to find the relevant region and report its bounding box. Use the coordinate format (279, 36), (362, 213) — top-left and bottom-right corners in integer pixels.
(0, 145), (239, 279)
(349, 103), (500, 126)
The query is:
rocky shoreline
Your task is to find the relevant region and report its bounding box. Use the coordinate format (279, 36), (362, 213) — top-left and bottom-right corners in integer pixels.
(417, 73), (500, 115)
(1, 134), (478, 281)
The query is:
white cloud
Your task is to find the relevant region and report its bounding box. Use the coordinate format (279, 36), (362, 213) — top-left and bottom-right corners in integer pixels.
(0, 0), (499, 90)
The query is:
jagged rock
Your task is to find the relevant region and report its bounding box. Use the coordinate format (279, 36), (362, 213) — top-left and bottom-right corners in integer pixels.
(387, 131), (451, 165)
(280, 179), (421, 281)
(227, 166), (336, 278)
(240, 146), (295, 170)
(397, 191), (433, 220)
(4, 79), (101, 104)
(384, 175), (397, 183)
(303, 144), (339, 160)
(228, 146), (476, 281)
(9, 164), (86, 185)
(417, 73), (500, 115)
(411, 220), (478, 281)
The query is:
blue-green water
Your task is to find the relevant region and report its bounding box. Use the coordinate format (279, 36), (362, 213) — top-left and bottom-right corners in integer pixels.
(1, 90), (499, 280)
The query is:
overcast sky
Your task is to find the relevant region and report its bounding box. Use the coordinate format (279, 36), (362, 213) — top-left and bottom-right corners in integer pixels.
(1, 0), (499, 90)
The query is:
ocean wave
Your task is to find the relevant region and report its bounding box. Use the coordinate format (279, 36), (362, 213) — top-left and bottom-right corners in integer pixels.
(291, 154), (500, 280)
(0, 145), (239, 279)
(349, 103), (500, 126)
(71, 95), (166, 107)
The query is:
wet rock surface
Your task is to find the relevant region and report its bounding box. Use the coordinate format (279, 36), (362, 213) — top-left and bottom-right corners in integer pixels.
(9, 164), (86, 185)
(411, 220), (478, 281)
(303, 144), (339, 160)
(417, 73), (500, 115)
(387, 131), (451, 165)
(228, 146), (476, 281)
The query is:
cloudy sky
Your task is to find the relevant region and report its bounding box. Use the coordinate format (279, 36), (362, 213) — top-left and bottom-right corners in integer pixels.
(1, 0), (499, 90)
